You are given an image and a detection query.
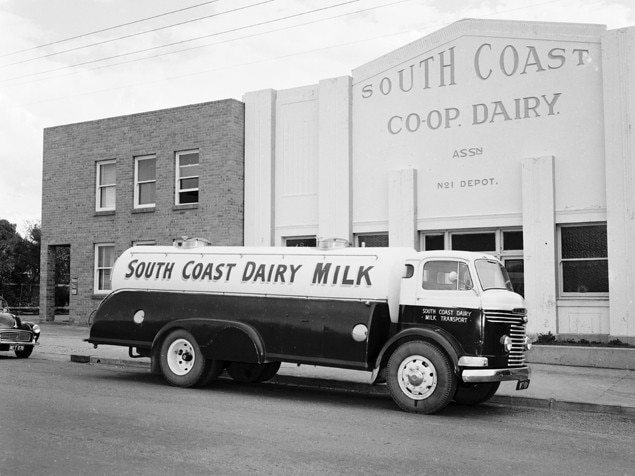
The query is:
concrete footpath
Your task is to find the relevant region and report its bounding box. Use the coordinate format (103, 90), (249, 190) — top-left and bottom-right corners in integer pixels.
(30, 322), (635, 416)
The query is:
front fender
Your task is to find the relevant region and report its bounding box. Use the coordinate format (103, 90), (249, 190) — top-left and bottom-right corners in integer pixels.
(370, 326), (464, 384)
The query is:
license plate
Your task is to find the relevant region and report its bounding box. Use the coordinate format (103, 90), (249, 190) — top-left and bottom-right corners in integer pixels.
(516, 379), (530, 390)
(15, 345), (25, 351)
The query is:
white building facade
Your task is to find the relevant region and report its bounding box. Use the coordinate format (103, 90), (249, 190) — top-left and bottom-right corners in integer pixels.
(243, 19), (635, 344)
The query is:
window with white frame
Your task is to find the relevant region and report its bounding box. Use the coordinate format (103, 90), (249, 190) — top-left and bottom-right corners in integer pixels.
(175, 150), (199, 205)
(559, 224), (608, 296)
(134, 155), (156, 208)
(96, 160), (116, 211)
(94, 244), (115, 293)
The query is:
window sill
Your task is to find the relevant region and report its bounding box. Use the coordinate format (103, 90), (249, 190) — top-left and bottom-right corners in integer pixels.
(94, 210), (115, 217)
(132, 207), (156, 214)
(92, 293), (109, 300)
(172, 204), (198, 211)
(557, 298), (610, 306)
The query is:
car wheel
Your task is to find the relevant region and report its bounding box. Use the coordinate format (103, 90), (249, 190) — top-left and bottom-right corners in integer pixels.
(15, 346), (34, 359)
(454, 382), (500, 405)
(159, 329), (208, 388)
(386, 340), (456, 414)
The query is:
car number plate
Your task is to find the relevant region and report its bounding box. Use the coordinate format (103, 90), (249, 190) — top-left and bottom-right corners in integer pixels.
(15, 345), (25, 351)
(516, 379), (530, 390)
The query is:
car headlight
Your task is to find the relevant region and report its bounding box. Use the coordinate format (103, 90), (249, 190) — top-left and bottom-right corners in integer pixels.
(500, 335), (513, 353)
(32, 324), (41, 334)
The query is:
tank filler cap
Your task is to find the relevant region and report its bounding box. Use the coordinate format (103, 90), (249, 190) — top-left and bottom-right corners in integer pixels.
(318, 238), (351, 250)
(173, 237), (212, 249)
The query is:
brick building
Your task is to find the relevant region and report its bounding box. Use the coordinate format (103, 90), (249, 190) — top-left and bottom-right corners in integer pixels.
(40, 99), (244, 323)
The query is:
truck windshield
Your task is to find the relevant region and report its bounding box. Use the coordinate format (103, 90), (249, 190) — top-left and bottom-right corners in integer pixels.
(475, 259), (513, 291)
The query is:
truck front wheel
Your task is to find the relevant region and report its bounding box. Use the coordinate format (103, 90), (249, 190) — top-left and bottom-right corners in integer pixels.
(386, 340), (457, 414)
(160, 329), (212, 388)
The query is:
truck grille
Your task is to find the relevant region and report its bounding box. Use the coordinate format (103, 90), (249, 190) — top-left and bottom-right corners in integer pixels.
(0, 330), (32, 343)
(485, 310), (527, 368)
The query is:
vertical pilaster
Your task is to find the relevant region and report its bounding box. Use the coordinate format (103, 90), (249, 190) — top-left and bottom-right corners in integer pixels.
(388, 169), (418, 248)
(522, 156), (557, 335)
(317, 76), (352, 242)
(603, 27), (635, 342)
(243, 89), (276, 246)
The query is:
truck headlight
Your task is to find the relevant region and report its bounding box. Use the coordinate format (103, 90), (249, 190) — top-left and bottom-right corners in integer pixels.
(500, 335), (512, 353)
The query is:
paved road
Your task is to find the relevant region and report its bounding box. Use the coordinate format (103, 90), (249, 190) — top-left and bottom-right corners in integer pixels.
(2, 357), (634, 476)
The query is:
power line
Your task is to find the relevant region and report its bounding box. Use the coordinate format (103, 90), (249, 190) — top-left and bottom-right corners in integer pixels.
(4, 0), (413, 89)
(9, 0), (568, 104)
(0, 0), (274, 68)
(0, 0), (222, 58)
(0, 0), (362, 83)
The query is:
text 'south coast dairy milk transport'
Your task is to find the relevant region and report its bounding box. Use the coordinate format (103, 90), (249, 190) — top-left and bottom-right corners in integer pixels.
(88, 239), (532, 414)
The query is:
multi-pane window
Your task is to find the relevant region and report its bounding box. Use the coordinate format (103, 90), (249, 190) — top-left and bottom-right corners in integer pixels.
(96, 160), (116, 211)
(357, 234), (389, 247)
(285, 237), (317, 247)
(175, 150), (199, 205)
(94, 244), (115, 293)
(134, 155), (156, 208)
(560, 224), (608, 295)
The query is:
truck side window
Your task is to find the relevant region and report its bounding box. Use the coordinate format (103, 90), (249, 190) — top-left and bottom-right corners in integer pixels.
(422, 261), (473, 291)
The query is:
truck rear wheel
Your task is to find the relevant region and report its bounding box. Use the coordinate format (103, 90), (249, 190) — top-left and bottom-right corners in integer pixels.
(454, 382), (500, 405)
(227, 362), (281, 383)
(386, 340), (456, 414)
(159, 329), (210, 388)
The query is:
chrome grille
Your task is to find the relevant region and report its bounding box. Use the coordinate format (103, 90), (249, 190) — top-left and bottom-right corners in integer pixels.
(508, 324), (526, 367)
(0, 330), (32, 343)
(485, 309), (527, 368)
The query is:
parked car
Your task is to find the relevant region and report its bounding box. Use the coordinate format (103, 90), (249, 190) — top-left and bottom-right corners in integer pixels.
(0, 296), (40, 358)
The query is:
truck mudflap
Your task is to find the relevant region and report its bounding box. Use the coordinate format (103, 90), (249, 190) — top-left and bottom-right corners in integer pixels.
(461, 365), (531, 384)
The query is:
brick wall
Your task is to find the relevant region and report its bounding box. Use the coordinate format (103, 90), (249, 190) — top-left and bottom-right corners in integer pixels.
(40, 99), (245, 324)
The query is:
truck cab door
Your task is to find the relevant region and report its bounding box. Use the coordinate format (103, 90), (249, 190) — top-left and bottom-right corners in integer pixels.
(402, 259), (482, 351)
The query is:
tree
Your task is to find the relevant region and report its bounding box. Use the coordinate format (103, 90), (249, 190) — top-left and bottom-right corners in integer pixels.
(0, 219), (40, 307)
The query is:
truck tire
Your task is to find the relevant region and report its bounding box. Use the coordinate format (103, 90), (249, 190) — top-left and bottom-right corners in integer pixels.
(453, 382), (500, 405)
(159, 329), (211, 388)
(386, 340), (457, 414)
(15, 346), (34, 359)
(196, 359), (226, 387)
(227, 362), (281, 383)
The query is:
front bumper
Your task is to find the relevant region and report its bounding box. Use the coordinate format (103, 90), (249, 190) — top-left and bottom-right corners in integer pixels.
(461, 365), (531, 383)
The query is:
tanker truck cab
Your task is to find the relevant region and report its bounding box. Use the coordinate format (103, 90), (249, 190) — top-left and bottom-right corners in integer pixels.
(87, 242), (530, 415)
(382, 250), (531, 412)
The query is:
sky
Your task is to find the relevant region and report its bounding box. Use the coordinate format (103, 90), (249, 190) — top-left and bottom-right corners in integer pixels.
(0, 0), (633, 236)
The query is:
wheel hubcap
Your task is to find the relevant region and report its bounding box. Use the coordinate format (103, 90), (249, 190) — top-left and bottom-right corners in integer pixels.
(167, 338), (196, 376)
(397, 354), (437, 400)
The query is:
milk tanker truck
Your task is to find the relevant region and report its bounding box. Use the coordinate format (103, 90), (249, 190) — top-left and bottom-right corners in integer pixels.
(87, 239), (531, 414)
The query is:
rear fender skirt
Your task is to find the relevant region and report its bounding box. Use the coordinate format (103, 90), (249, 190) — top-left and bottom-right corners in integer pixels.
(370, 327), (463, 384)
(151, 318), (266, 364)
